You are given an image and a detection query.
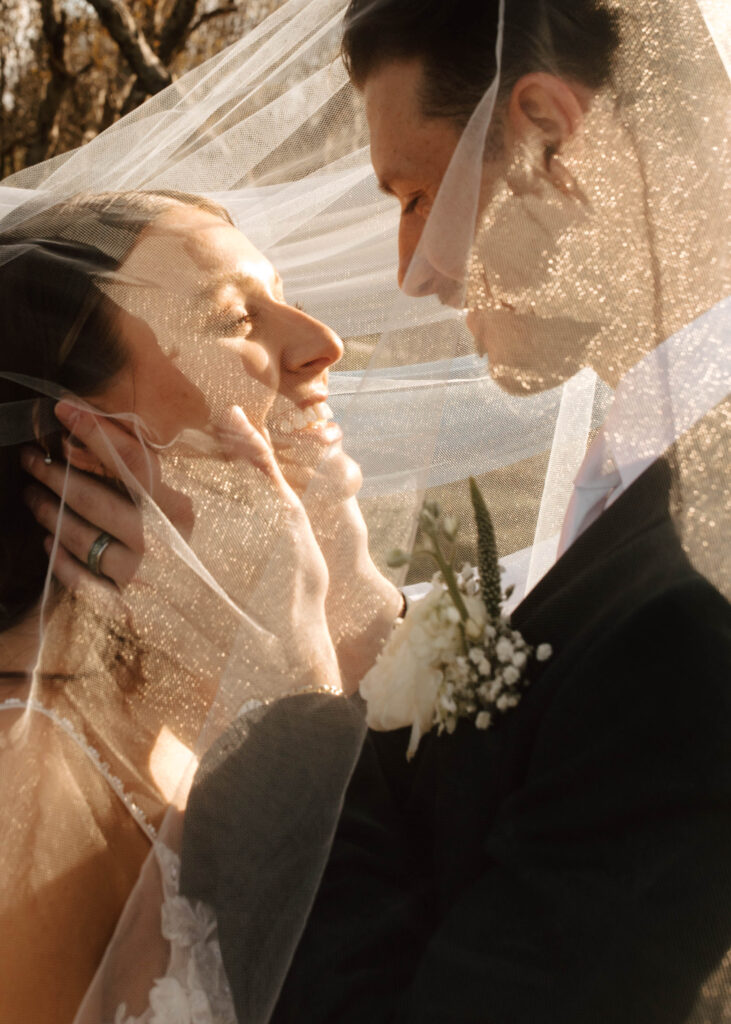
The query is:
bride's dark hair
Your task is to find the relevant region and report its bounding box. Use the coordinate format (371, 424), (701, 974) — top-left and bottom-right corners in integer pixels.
(342, 0), (621, 127)
(0, 189), (233, 633)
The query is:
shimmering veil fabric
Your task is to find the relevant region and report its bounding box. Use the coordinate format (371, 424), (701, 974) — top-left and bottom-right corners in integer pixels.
(0, 0), (728, 1021)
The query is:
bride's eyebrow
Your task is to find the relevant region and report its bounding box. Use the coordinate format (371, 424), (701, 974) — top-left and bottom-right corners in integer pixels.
(199, 267), (283, 298)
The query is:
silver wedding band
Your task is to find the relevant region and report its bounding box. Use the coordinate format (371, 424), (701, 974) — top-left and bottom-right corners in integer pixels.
(87, 531), (114, 577)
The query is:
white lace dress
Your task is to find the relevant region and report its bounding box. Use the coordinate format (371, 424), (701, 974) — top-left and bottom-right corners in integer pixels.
(0, 696), (237, 1024)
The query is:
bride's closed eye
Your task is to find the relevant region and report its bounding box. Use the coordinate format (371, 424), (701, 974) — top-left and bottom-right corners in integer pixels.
(221, 309), (255, 334)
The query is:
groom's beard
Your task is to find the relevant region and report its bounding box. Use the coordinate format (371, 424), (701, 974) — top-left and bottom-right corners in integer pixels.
(463, 100), (657, 395)
(465, 307), (601, 395)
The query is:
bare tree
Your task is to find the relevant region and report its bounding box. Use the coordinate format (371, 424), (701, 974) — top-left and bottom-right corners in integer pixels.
(0, 0), (284, 172)
(25, 0), (72, 165)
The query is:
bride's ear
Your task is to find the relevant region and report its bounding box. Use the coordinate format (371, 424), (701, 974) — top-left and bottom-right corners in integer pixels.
(506, 73), (586, 195)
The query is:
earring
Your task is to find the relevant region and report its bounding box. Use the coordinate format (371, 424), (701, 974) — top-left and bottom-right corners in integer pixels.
(544, 146), (589, 204)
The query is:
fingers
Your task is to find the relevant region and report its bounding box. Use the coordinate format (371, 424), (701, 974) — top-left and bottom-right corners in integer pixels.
(42, 534), (118, 602)
(21, 446), (146, 554)
(223, 406), (300, 507)
(47, 401), (195, 540)
(25, 483), (141, 587)
(55, 401), (161, 495)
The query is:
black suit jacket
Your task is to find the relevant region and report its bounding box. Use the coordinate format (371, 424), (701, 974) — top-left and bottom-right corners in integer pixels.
(266, 458), (731, 1023)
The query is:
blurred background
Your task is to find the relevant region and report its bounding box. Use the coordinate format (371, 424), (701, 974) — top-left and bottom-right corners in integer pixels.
(0, 0), (285, 174)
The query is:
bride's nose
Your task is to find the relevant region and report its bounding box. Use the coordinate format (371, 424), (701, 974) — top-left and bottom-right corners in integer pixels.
(281, 304), (344, 374)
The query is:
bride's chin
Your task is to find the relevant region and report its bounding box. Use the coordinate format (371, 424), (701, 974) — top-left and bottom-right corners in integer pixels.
(273, 436), (363, 502)
(320, 443), (363, 500)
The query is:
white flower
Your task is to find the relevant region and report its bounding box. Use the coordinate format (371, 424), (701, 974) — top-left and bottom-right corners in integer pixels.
(439, 693), (457, 713)
(495, 637), (514, 663)
(512, 650), (527, 669)
(475, 711), (492, 730)
(536, 643), (553, 662)
(360, 585), (458, 759)
(464, 594), (488, 631)
(503, 665), (520, 686)
(468, 647), (483, 665)
(488, 679), (503, 701)
(496, 693), (519, 712)
(465, 618), (483, 640)
(478, 657), (491, 676)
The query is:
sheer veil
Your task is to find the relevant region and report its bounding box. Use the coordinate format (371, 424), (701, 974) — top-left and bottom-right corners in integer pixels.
(0, 0), (728, 1020)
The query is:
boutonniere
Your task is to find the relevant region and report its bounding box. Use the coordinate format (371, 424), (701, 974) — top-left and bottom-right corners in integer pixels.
(360, 478), (552, 760)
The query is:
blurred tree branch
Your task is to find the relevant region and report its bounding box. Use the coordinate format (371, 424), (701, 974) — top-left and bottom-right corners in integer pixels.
(158, 0), (200, 63)
(189, 5), (239, 36)
(84, 0), (172, 93)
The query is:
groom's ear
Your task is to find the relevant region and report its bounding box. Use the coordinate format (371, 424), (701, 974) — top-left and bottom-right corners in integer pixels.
(507, 72), (586, 160)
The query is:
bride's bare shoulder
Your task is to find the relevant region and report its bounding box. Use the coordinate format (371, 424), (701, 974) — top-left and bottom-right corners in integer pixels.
(0, 708), (150, 1024)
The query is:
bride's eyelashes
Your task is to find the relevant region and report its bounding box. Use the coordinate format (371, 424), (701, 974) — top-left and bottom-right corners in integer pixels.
(219, 308), (255, 334)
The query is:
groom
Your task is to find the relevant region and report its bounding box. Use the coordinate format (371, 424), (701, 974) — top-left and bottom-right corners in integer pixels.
(182, 1), (731, 1021)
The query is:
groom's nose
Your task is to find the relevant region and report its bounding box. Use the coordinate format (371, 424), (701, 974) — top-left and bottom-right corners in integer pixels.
(398, 216), (465, 307)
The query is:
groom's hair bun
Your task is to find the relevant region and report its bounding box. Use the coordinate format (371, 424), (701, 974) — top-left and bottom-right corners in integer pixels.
(342, 0), (621, 127)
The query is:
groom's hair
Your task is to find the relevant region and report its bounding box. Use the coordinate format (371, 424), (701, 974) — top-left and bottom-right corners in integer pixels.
(342, 0), (621, 127)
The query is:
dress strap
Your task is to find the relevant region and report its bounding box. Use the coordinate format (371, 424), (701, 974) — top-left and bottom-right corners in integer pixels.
(0, 696), (157, 845)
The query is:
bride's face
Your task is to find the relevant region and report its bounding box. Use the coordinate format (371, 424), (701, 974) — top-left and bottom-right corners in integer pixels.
(90, 205), (344, 446)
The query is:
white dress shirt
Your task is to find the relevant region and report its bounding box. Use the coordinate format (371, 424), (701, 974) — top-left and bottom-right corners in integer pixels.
(558, 296), (730, 557)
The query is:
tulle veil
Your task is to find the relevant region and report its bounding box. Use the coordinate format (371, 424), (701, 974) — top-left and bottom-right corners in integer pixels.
(0, 0), (728, 1019)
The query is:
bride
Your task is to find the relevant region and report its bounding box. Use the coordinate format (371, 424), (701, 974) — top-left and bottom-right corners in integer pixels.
(0, 187), (400, 1023)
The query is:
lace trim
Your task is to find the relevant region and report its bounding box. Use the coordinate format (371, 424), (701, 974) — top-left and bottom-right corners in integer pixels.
(0, 697), (157, 844)
(1, 698), (236, 1022)
(112, 842), (236, 1024)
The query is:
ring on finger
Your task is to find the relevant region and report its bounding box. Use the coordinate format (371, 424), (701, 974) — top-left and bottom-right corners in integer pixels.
(86, 531), (114, 577)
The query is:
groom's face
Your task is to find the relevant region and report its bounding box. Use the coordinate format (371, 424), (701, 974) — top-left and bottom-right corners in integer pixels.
(363, 58), (651, 394)
(363, 59), (464, 300)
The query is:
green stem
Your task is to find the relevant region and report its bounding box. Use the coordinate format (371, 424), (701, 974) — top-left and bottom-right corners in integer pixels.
(431, 545), (470, 622)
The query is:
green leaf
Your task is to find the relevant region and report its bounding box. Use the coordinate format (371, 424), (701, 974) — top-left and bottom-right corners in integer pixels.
(469, 477), (501, 618)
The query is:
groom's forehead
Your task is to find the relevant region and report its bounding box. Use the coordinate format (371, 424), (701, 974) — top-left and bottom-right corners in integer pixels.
(363, 58), (462, 193)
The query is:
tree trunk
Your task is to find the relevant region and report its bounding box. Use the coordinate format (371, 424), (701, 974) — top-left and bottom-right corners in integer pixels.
(25, 0), (70, 166)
